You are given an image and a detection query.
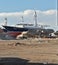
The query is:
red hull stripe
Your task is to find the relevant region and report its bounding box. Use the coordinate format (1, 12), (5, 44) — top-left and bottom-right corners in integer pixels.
(7, 32), (22, 37)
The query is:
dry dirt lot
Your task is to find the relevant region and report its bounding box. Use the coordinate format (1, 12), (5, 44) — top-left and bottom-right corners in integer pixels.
(0, 38), (58, 64)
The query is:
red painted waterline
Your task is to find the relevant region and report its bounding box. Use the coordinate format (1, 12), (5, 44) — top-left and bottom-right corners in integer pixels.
(7, 32), (22, 37)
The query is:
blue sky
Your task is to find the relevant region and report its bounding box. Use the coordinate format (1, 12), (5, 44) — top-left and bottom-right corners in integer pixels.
(0, 0), (57, 12)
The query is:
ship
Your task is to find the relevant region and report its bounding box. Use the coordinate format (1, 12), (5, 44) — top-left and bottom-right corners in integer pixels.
(2, 23), (34, 37)
(2, 11), (40, 38)
(2, 11), (55, 39)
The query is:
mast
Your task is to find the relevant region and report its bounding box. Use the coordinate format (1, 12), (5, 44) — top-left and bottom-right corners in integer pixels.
(34, 11), (37, 27)
(4, 18), (7, 26)
(21, 16), (24, 22)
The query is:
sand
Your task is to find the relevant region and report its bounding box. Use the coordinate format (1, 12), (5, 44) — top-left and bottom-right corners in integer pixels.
(0, 38), (58, 64)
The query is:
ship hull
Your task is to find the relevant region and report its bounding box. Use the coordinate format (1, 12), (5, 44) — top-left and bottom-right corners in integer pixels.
(2, 25), (28, 37)
(7, 31), (22, 37)
(3, 25), (28, 31)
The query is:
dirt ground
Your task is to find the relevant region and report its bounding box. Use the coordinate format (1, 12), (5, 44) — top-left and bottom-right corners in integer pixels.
(0, 38), (58, 64)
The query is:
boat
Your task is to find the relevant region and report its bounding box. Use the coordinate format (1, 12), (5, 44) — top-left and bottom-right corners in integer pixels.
(2, 23), (34, 37)
(2, 11), (55, 38)
(2, 11), (39, 38)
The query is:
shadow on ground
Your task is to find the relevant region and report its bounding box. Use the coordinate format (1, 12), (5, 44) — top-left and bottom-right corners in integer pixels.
(0, 57), (58, 65)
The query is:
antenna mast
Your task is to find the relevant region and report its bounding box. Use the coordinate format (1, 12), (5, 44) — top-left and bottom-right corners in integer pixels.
(21, 16), (24, 22)
(34, 11), (37, 27)
(4, 18), (7, 26)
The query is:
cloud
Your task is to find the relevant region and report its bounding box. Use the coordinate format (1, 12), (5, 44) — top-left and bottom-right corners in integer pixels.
(0, 9), (57, 26)
(0, 12), (23, 17)
(42, 10), (56, 15)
